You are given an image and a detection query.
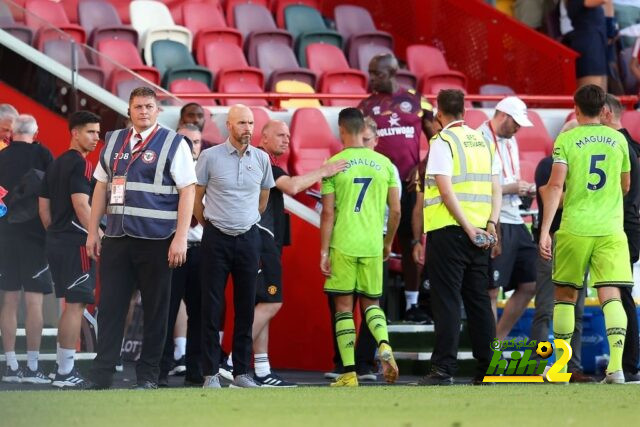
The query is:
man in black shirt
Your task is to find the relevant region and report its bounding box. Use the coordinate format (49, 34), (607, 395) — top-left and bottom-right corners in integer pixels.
(0, 114), (54, 384)
(39, 111), (101, 389)
(602, 94), (640, 382)
(251, 120), (346, 387)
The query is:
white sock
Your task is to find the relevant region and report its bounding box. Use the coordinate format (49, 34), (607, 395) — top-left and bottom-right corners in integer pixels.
(254, 353), (271, 377)
(405, 291), (419, 311)
(174, 337), (186, 360)
(57, 348), (75, 375)
(27, 351), (39, 371)
(227, 353), (233, 367)
(56, 342), (61, 367)
(5, 352), (18, 370)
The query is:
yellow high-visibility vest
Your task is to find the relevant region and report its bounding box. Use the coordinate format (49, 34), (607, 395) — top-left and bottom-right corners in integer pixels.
(423, 125), (494, 232)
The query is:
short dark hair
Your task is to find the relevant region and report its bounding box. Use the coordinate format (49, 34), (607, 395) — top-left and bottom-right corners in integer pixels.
(338, 108), (365, 135)
(604, 93), (623, 120)
(574, 84), (605, 118)
(437, 89), (465, 118)
(179, 102), (202, 116)
(129, 87), (157, 104)
(68, 110), (101, 131)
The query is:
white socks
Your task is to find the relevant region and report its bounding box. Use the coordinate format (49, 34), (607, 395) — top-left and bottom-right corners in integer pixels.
(5, 352), (18, 370)
(27, 351), (38, 371)
(174, 337), (186, 360)
(405, 291), (419, 311)
(57, 348), (75, 375)
(254, 353), (271, 377)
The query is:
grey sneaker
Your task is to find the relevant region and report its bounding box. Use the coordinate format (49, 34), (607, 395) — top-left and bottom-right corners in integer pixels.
(230, 374), (260, 388)
(601, 370), (625, 384)
(202, 374), (221, 389)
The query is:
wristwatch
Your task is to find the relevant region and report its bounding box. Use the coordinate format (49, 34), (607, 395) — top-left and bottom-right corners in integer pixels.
(411, 238), (422, 247)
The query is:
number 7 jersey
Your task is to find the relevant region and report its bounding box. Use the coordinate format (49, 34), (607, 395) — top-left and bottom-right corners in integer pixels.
(552, 124), (631, 236)
(322, 147), (399, 257)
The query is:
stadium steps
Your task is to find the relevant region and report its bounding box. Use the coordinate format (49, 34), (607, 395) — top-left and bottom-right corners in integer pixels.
(388, 323), (478, 376)
(0, 328), (95, 372)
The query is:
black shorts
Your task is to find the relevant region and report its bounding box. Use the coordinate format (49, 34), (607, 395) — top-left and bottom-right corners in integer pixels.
(398, 181), (415, 238)
(46, 238), (96, 304)
(256, 228), (282, 304)
(570, 30), (607, 78)
(489, 223), (537, 292)
(0, 236), (52, 294)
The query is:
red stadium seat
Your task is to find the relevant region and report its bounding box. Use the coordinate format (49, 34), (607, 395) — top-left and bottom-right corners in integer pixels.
(78, 0), (138, 48)
(288, 108), (342, 182)
(166, 0), (224, 25)
(250, 106), (271, 147)
(182, 2), (243, 66)
(427, 82), (472, 107)
(225, 0), (269, 27)
(464, 109), (489, 129)
(519, 159), (537, 184)
(0, 1), (33, 45)
(169, 79), (217, 106)
(406, 44), (467, 95)
(234, 3), (293, 66)
(97, 39), (160, 92)
(622, 110), (640, 142)
(25, 0), (86, 49)
(202, 113), (225, 146)
(514, 110), (553, 159)
(43, 39), (104, 87)
(306, 43), (367, 107)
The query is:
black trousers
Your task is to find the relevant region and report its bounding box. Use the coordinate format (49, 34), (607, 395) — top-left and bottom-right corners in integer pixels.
(624, 228), (640, 374)
(90, 236), (172, 386)
(426, 226), (496, 378)
(160, 244), (203, 380)
(201, 224), (260, 377)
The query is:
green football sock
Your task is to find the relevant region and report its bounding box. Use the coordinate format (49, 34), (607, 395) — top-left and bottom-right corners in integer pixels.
(602, 298), (627, 373)
(553, 301), (575, 374)
(335, 312), (356, 372)
(364, 305), (389, 346)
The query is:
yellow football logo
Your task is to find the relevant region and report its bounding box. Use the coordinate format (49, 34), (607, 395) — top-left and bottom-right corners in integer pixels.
(536, 341), (553, 359)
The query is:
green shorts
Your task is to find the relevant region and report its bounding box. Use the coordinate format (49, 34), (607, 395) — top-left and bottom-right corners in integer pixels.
(552, 230), (633, 289)
(323, 248), (383, 298)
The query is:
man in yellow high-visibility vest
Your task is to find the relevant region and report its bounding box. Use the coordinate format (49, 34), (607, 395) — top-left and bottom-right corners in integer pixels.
(412, 89), (502, 385)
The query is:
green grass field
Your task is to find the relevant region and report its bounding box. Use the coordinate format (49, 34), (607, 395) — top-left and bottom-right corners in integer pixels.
(1, 385), (637, 427)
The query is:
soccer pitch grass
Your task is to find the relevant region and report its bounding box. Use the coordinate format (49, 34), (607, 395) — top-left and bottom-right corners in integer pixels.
(1, 385), (637, 427)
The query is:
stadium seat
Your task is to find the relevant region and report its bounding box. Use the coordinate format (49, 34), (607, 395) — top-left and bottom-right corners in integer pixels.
(478, 84), (516, 108)
(5, 0), (26, 23)
(115, 77), (154, 101)
(356, 44), (417, 90)
(622, 110), (640, 142)
(234, 3), (293, 67)
(274, 80), (321, 107)
(519, 159), (537, 185)
(424, 81), (471, 105)
(0, 1), (33, 45)
(168, 0), (226, 25)
(514, 110), (553, 160)
(201, 112), (225, 146)
(181, 1), (243, 66)
(565, 111), (577, 123)
(250, 106), (271, 147)
(78, 0), (138, 49)
(108, 0), (131, 24)
(406, 44), (467, 95)
(151, 40), (212, 88)
(25, 0), (86, 49)
(96, 39), (161, 92)
(169, 79), (216, 106)
(464, 109), (489, 128)
(334, 5), (393, 69)
(306, 43), (367, 107)
(225, 0), (269, 27)
(284, 5), (343, 67)
(273, 0), (321, 28)
(288, 108), (342, 189)
(43, 39), (104, 87)
(255, 41), (316, 90)
(129, 0), (192, 66)
(202, 41), (266, 106)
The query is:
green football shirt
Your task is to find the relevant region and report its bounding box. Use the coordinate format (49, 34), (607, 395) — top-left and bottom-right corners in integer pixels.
(322, 147), (398, 257)
(552, 124), (630, 236)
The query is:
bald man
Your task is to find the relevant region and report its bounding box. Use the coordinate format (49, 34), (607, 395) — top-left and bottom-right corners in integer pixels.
(250, 120), (346, 387)
(194, 105), (275, 389)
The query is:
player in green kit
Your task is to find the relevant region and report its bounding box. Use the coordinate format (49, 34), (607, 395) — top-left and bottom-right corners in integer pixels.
(539, 85), (631, 384)
(320, 108), (401, 387)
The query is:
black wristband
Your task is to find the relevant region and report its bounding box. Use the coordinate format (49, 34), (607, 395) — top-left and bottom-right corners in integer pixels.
(410, 238), (421, 247)
(487, 220), (497, 227)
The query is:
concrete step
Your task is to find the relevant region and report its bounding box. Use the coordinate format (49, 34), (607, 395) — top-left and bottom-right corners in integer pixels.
(388, 323), (473, 352)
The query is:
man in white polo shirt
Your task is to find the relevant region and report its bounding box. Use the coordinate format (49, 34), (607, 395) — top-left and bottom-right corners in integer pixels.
(477, 96), (537, 341)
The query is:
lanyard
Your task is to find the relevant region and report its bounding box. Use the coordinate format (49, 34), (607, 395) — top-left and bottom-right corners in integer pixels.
(442, 120), (464, 130)
(488, 121), (516, 179)
(112, 125), (160, 175)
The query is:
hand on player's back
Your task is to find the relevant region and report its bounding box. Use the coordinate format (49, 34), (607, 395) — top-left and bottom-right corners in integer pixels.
(322, 159), (348, 178)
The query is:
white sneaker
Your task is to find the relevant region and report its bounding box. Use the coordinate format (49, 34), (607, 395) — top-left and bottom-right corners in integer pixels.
(601, 370), (625, 384)
(229, 374), (260, 388)
(218, 360), (234, 382)
(202, 374), (221, 389)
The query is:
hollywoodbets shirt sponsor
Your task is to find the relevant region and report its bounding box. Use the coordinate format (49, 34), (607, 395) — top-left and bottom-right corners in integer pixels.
(359, 90), (431, 180)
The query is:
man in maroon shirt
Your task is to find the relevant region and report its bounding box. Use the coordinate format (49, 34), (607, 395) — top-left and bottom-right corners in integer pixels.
(358, 53), (435, 322)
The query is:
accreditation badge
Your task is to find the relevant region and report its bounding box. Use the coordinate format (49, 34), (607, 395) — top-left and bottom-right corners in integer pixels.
(110, 176), (126, 205)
